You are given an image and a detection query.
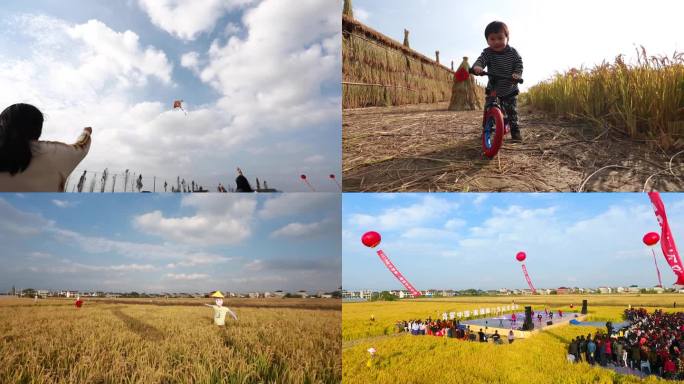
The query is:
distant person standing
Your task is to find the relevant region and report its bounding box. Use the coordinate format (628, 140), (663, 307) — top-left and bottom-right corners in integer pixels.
(75, 295), (83, 308)
(235, 167), (253, 192)
(0, 103), (92, 191)
(204, 291), (237, 326)
(508, 329), (515, 344)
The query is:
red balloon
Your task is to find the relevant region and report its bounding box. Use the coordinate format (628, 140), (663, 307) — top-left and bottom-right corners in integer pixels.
(515, 251), (526, 262)
(643, 232), (660, 246)
(300, 174), (307, 180)
(361, 231), (381, 248)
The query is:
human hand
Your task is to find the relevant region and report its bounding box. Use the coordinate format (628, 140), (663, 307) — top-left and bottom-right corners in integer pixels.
(473, 66), (483, 75)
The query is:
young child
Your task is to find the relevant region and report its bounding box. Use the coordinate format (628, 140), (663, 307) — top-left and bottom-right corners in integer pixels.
(472, 21), (524, 142)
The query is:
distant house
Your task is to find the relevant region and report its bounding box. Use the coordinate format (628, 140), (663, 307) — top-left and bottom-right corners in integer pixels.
(248, 292), (259, 298)
(274, 290), (286, 298)
(616, 286), (626, 293)
(37, 290), (49, 298)
(628, 285), (640, 293)
(598, 287), (613, 294)
(297, 290), (308, 298)
(358, 290), (372, 300)
(557, 287), (570, 295)
(422, 290), (434, 297)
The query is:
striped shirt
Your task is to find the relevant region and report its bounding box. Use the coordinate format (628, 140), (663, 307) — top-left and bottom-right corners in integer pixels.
(473, 45), (523, 98)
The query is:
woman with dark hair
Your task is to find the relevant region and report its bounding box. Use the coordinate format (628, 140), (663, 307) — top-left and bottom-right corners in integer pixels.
(0, 103), (91, 191)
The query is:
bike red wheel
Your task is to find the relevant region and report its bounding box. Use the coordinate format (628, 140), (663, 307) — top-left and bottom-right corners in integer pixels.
(482, 107), (505, 158)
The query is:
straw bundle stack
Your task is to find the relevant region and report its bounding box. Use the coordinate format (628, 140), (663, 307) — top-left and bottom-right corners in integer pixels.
(342, 14), (457, 109)
(448, 57), (483, 111)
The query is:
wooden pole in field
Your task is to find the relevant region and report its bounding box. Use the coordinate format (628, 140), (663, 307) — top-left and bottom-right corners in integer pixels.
(343, 0), (353, 18)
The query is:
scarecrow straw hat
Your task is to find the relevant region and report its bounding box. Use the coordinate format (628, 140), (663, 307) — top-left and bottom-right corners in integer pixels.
(210, 291), (224, 298)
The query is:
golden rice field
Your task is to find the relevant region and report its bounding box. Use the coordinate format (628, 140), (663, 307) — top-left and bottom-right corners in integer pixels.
(0, 297), (341, 384)
(524, 48), (684, 149)
(343, 295), (684, 383)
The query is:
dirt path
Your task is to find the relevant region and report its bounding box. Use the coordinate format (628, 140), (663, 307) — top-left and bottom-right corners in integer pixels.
(343, 102), (683, 191)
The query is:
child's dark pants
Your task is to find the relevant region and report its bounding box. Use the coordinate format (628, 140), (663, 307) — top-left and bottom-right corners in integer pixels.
(499, 95), (519, 134)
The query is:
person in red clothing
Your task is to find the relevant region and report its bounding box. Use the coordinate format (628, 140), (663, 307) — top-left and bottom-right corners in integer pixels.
(664, 358), (676, 378)
(74, 295), (83, 308)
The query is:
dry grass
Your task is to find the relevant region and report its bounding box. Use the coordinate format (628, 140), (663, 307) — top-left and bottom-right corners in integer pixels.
(524, 48), (684, 150)
(342, 102), (684, 191)
(0, 298), (341, 383)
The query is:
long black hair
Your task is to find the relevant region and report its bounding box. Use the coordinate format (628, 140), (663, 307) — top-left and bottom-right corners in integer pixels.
(0, 103), (44, 175)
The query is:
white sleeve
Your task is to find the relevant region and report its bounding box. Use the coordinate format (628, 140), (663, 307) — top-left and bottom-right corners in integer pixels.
(43, 130), (91, 180)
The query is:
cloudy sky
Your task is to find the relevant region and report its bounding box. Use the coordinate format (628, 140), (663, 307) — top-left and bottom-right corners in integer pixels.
(351, 0), (683, 91)
(343, 193), (684, 291)
(0, 193), (340, 293)
(0, 0), (341, 192)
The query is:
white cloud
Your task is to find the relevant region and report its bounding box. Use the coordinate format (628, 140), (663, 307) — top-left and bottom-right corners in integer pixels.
(65, 19), (172, 88)
(0, 198), (53, 236)
(138, 0), (254, 41)
(180, 51), (201, 72)
(166, 273), (209, 281)
(354, 7), (370, 22)
(196, 0), (341, 134)
(444, 218), (466, 231)
(51, 199), (72, 208)
(259, 194), (337, 219)
(270, 219), (332, 238)
(166, 254), (233, 268)
(223, 22), (241, 36)
(28, 251), (52, 259)
(134, 194), (257, 245)
(244, 259), (264, 271)
(348, 196), (459, 231)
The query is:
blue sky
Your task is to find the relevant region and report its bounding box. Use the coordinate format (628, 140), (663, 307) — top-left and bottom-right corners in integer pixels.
(343, 193), (684, 291)
(0, 0), (341, 191)
(351, 0), (683, 91)
(0, 193), (340, 293)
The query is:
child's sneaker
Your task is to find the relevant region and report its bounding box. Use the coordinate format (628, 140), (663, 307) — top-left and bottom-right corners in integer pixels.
(511, 130), (523, 143)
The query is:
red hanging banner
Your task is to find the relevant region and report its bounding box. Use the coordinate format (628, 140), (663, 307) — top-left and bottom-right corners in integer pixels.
(648, 191), (684, 285)
(377, 250), (421, 297)
(521, 263), (536, 293)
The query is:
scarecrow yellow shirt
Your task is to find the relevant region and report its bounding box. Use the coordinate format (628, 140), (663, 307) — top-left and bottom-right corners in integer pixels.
(211, 306), (231, 326)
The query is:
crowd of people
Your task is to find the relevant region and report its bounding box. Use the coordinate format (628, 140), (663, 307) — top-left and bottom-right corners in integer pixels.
(566, 308), (684, 379)
(394, 318), (515, 344)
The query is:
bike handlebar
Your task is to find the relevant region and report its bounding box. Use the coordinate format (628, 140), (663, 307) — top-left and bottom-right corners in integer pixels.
(469, 69), (523, 84)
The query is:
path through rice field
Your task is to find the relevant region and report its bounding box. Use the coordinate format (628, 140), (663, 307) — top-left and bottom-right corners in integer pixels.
(343, 102), (684, 192)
